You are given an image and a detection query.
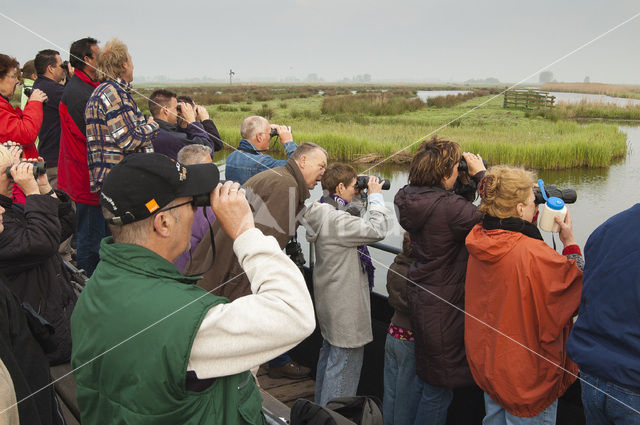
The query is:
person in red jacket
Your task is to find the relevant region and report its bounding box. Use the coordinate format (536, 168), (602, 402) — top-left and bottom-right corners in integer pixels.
(58, 37), (103, 276)
(465, 165), (583, 425)
(0, 53), (48, 204)
(0, 54), (47, 153)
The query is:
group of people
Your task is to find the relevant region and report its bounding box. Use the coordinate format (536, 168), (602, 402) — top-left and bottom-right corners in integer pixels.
(0, 36), (637, 425)
(384, 137), (638, 425)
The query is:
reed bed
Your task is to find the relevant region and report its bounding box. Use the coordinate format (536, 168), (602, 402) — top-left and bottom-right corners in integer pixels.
(555, 101), (640, 120)
(426, 90), (490, 107)
(541, 82), (640, 100)
(321, 93), (425, 116)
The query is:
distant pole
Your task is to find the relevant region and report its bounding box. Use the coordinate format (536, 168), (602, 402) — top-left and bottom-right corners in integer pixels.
(229, 69), (235, 85)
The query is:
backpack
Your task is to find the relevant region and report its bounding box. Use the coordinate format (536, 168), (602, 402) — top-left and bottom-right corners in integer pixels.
(290, 396), (382, 425)
(326, 397), (383, 425)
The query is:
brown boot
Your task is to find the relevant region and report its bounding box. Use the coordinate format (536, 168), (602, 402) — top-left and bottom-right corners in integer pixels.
(268, 361), (311, 379)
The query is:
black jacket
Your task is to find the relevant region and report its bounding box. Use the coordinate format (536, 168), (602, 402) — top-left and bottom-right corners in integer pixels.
(394, 172), (484, 387)
(61, 71), (95, 136)
(193, 118), (223, 152)
(0, 278), (65, 425)
(32, 75), (64, 166)
(0, 192), (77, 365)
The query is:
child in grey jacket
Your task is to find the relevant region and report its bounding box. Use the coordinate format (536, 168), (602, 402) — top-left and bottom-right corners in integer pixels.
(302, 162), (393, 406)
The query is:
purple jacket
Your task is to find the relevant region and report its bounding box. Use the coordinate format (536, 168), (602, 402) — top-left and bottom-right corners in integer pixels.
(174, 206), (215, 273)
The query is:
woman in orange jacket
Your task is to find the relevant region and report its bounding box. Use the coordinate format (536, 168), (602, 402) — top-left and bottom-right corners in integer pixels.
(464, 166), (583, 425)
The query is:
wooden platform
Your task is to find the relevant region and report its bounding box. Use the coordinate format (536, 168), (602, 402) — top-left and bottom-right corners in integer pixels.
(257, 365), (315, 408)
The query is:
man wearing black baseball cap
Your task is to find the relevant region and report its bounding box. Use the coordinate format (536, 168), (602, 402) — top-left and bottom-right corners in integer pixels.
(70, 153), (315, 425)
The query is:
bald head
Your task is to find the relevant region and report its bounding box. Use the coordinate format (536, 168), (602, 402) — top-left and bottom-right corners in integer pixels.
(292, 143), (328, 189)
(240, 116), (270, 142)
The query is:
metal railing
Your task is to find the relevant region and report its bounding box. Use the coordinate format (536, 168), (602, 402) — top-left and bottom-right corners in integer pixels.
(307, 240), (401, 269)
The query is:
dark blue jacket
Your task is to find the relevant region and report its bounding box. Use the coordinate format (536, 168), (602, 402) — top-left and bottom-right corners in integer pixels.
(151, 119), (214, 160)
(178, 118), (224, 153)
(567, 203), (640, 391)
(225, 139), (297, 184)
(32, 75), (64, 166)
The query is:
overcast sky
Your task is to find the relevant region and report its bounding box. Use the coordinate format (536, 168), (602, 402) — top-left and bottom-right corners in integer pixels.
(1, 0), (639, 84)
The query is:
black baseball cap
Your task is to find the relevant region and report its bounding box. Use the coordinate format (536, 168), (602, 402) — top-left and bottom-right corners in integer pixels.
(100, 153), (219, 225)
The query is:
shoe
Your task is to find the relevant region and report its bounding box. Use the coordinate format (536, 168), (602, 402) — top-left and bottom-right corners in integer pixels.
(268, 361), (311, 379)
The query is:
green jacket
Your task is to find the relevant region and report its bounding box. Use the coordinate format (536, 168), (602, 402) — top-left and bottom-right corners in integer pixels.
(71, 237), (266, 425)
(21, 78), (39, 148)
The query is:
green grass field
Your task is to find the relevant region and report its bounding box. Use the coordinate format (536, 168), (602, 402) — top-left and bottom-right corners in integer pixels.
(131, 85), (630, 170)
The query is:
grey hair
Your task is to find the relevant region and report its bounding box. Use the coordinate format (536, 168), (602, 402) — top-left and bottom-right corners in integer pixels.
(240, 116), (268, 141)
(290, 142), (327, 161)
(0, 145), (12, 170)
(102, 198), (182, 245)
(177, 144), (212, 165)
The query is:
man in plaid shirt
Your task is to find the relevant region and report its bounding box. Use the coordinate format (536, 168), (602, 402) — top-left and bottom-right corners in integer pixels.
(85, 38), (158, 194)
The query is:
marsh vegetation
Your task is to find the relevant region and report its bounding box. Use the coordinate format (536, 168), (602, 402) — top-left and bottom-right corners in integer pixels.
(133, 84), (634, 170)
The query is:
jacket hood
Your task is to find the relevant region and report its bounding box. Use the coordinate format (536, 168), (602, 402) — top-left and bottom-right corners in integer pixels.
(301, 201), (333, 243)
(465, 224), (524, 264)
(394, 184), (449, 233)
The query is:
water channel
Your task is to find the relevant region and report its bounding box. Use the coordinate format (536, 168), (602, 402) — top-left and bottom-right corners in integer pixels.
(216, 125), (638, 295)
(416, 90), (471, 102)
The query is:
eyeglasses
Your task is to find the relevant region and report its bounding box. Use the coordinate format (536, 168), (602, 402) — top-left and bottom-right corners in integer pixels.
(157, 198), (196, 213)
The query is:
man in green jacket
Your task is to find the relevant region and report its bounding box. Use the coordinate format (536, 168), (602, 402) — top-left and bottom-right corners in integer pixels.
(70, 153), (315, 425)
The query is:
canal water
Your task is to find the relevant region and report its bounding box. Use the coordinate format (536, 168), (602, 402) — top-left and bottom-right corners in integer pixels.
(216, 125), (638, 295)
(416, 90), (471, 102)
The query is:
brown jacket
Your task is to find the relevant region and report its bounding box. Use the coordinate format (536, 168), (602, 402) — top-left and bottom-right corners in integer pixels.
(385, 252), (413, 330)
(394, 177), (483, 388)
(192, 159), (310, 300)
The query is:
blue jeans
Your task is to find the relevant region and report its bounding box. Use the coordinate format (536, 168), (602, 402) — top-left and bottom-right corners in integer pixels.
(76, 203), (109, 277)
(580, 372), (640, 425)
(413, 377), (453, 425)
(383, 334), (419, 425)
(483, 392), (557, 425)
(315, 339), (364, 406)
(269, 353), (291, 369)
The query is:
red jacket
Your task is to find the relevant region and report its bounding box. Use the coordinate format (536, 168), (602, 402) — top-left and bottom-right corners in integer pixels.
(0, 96), (41, 158)
(57, 70), (99, 205)
(1, 96), (42, 204)
(464, 224), (582, 417)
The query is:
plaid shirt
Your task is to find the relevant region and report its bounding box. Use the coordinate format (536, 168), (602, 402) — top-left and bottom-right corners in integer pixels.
(85, 78), (158, 193)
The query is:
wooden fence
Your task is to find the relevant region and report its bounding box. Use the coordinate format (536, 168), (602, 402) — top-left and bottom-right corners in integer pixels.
(503, 90), (555, 110)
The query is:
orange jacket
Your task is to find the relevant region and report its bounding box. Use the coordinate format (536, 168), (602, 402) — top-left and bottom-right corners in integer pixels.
(464, 224), (582, 417)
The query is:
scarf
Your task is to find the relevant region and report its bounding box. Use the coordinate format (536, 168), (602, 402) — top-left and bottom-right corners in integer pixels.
(320, 195), (375, 291)
(482, 214), (543, 241)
